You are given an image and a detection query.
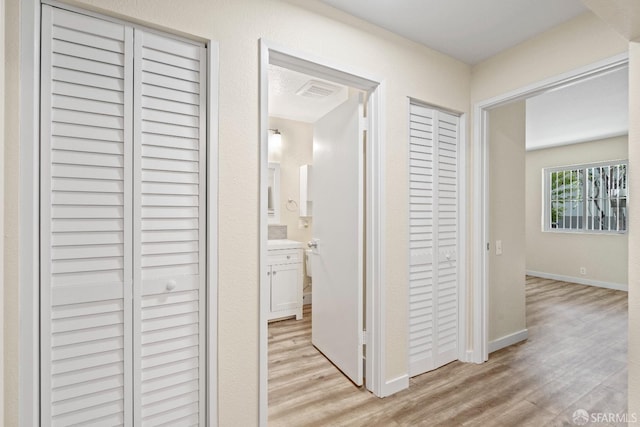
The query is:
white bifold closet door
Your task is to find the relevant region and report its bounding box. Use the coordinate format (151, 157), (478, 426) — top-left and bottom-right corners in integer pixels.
(40, 5), (207, 426)
(408, 103), (459, 377)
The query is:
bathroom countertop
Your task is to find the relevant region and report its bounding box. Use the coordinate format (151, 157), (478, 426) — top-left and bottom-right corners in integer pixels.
(267, 239), (305, 250)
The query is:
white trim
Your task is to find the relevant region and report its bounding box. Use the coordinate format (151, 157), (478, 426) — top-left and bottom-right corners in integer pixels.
(457, 113), (468, 362)
(259, 40), (269, 427)
(259, 39), (388, 427)
(472, 52), (629, 365)
(526, 271), (628, 292)
(381, 375), (409, 397)
(488, 329), (528, 353)
(0, 0), (4, 419)
(19, 0), (41, 424)
(366, 81), (387, 398)
(472, 106), (490, 364)
(206, 40), (220, 427)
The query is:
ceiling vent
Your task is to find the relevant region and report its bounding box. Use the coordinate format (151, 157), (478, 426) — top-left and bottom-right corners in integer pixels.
(296, 80), (341, 99)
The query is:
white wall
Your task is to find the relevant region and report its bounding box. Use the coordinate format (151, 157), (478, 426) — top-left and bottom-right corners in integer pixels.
(488, 101), (527, 344)
(470, 12), (628, 103)
(525, 136), (628, 288)
(4, 0), (470, 424)
(268, 116), (314, 288)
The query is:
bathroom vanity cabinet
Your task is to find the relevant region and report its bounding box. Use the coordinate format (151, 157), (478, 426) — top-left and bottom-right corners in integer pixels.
(267, 241), (303, 321)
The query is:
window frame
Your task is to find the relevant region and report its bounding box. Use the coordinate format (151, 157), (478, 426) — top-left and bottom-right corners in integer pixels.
(543, 159), (628, 234)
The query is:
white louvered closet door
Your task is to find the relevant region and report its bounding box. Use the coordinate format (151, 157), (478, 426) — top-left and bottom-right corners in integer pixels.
(408, 103), (459, 377)
(133, 30), (207, 426)
(40, 6), (133, 425)
(41, 5), (207, 426)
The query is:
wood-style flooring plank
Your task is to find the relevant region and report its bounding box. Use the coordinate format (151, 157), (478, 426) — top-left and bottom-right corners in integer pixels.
(268, 277), (628, 426)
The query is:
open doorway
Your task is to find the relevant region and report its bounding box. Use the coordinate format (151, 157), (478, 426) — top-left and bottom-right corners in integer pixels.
(265, 61), (367, 381)
(484, 62), (629, 355)
(258, 41), (386, 426)
(472, 53), (629, 361)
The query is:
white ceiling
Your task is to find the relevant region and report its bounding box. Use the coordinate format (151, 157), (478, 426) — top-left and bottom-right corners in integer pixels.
(268, 64), (348, 123)
(320, 0), (588, 64)
(525, 67), (629, 150)
(271, 0), (627, 143)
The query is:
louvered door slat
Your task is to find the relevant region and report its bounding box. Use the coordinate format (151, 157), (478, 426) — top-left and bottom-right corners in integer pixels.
(408, 106), (435, 375)
(41, 5), (133, 426)
(435, 111), (458, 365)
(409, 103), (459, 377)
(133, 29), (206, 427)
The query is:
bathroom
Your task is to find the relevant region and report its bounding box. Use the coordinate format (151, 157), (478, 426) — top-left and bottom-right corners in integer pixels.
(266, 114), (314, 317)
(265, 63), (354, 321)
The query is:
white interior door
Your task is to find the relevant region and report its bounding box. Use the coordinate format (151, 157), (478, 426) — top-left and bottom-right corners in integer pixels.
(311, 91), (364, 386)
(408, 103), (459, 377)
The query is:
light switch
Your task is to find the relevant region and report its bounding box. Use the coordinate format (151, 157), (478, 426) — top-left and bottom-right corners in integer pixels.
(495, 240), (503, 256)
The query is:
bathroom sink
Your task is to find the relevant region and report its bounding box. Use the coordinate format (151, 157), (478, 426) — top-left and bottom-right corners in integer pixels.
(267, 239), (304, 250)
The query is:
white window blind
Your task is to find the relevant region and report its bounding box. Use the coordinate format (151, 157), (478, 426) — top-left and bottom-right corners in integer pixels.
(40, 5), (207, 425)
(545, 161), (627, 233)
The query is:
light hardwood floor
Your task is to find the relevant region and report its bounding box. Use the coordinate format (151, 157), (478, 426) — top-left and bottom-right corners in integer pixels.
(268, 277), (628, 426)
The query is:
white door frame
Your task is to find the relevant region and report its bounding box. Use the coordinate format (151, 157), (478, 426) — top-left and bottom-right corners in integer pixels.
(259, 39), (387, 426)
(471, 52), (629, 363)
(18, 1), (220, 424)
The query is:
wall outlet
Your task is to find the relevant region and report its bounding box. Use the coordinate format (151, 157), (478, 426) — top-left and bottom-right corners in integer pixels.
(580, 267), (586, 275)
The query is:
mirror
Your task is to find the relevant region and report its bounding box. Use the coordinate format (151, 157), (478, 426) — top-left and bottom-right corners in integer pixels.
(268, 162), (280, 223)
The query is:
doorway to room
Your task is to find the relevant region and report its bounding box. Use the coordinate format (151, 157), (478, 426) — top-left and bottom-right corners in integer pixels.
(258, 41), (385, 426)
(473, 53), (629, 361)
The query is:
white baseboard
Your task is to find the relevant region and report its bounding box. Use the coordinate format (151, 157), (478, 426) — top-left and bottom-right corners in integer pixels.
(489, 329), (528, 354)
(303, 292), (312, 305)
(381, 374), (409, 397)
(526, 270), (627, 292)
(464, 349), (484, 364)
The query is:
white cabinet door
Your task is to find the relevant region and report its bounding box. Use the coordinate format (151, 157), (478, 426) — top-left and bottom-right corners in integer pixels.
(408, 103), (459, 377)
(270, 263), (301, 312)
(40, 6), (207, 426)
(311, 92), (365, 386)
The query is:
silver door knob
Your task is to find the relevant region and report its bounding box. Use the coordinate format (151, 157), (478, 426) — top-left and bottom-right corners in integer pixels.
(307, 240), (318, 248)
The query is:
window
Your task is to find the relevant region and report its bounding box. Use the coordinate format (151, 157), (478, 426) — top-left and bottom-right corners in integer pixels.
(545, 161), (628, 233)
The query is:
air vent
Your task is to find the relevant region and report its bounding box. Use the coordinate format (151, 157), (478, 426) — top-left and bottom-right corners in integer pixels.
(296, 80), (341, 99)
